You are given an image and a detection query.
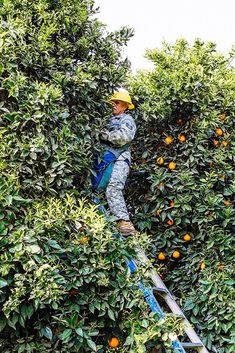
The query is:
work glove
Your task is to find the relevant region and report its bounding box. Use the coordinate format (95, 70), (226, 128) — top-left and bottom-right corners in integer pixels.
(99, 129), (109, 142)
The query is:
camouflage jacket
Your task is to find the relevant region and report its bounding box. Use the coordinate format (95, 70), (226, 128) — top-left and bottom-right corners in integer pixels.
(100, 113), (137, 162)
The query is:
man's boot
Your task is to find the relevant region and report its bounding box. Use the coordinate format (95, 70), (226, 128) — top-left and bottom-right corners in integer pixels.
(116, 220), (137, 236)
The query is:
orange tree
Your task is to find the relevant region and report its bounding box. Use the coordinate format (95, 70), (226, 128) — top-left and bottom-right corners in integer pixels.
(128, 39), (235, 353)
(0, 0), (180, 352)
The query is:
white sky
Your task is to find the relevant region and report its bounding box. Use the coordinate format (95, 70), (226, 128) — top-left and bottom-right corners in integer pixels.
(94, 0), (235, 71)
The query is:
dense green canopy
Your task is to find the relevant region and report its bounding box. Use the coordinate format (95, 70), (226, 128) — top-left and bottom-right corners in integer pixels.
(0, 0), (234, 352)
(129, 39), (235, 353)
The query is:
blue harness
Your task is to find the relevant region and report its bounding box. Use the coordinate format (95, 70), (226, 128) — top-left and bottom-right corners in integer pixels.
(92, 145), (130, 192)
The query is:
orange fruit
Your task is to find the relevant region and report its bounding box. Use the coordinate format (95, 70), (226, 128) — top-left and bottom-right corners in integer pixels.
(178, 134), (186, 142)
(215, 128), (223, 136)
(168, 162), (176, 170)
(219, 114), (226, 121)
(158, 252), (166, 261)
(176, 118), (184, 125)
(172, 250), (180, 259)
(169, 200), (174, 207)
(221, 140), (228, 147)
(79, 236), (89, 244)
(218, 263), (225, 271)
(156, 209), (161, 216)
(213, 139), (219, 146)
(223, 199), (231, 206)
(200, 262), (206, 270)
(166, 219), (174, 226)
(164, 136), (173, 145)
(157, 157), (164, 165)
(183, 233), (191, 242)
(108, 337), (120, 348)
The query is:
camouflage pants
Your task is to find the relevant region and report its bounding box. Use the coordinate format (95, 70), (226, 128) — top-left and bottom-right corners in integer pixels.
(106, 160), (130, 221)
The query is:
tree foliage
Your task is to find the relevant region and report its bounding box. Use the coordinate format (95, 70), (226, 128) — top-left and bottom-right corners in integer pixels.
(0, 0), (133, 198)
(129, 39), (235, 353)
(0, 191), (173, 352)
(1, 1), (234, 351)
(0, 1), (178, 352)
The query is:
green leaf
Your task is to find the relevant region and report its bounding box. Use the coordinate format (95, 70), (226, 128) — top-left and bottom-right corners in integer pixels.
(0, 278), (8, 288)
(0, 317), (7, 332)
(60, 328), (72, 342)
(8, 314), (19, 329)
(108, 309), (115, 321)
(26, 245), (41, 254)
(141, 319), (149, 328)
(75, 328), (83, 337)
(42, 326), (53, 340)
(197, 145), (206, 152)
(87, 339), (97, 351)
(18, 344), (26, 353)
(47, 239), (62, 249)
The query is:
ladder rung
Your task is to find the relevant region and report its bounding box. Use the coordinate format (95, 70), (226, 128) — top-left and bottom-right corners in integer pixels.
(181, 342), (204, 348)
(153, 286), (169, 294)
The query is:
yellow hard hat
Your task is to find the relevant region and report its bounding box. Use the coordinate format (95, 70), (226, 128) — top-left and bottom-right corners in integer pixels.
(108, 89), (135, 110)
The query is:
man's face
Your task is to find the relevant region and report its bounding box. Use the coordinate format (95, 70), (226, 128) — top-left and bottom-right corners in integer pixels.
(111, 100), (129, 116)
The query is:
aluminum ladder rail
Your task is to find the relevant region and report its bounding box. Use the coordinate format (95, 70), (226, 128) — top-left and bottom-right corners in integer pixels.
(128, 247), (209, 353)
(92, 197), (209, 352)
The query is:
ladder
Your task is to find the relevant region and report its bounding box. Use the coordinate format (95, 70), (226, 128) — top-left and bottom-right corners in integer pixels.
(92, 197), (209, 352)
(126, 246), (209, 353)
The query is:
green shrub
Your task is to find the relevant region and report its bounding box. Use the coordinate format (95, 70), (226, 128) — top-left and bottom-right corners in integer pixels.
(0, 193), (178, 352)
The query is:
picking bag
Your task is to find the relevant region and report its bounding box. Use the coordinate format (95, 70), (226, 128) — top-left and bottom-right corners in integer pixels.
(92, 150), (117, 191)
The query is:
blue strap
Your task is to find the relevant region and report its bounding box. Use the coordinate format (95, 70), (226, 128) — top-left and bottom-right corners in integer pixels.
(92, 151), (130, 191)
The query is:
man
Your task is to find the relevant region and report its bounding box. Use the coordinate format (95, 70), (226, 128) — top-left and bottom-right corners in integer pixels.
(99, 88), (137, 235)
